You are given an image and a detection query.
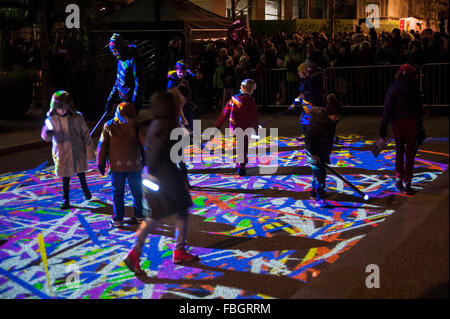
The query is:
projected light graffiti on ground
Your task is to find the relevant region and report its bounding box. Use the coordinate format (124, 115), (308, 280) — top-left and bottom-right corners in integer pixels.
(0, 135), (447, 299)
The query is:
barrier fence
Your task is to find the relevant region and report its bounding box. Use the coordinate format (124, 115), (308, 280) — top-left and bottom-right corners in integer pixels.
(250, 62), (448, 108)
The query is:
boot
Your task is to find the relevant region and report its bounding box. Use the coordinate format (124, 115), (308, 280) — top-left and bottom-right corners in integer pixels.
(60, 199), (70, 210)
(317, 187), (328, 199)
(395, 178), (404, 192)
(124, 249), (145, 275)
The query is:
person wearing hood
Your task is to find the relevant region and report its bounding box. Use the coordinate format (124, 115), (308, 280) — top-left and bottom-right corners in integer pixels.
(124, 90), (198, 275)
(105, 33), (144, 116)
(96, 102), (146, 227)
(379, 64), (425, 195)
(305, 94), (343, 207)
(214, 79), (259, 176)
(41, 91), (95, 210)
(293, 60), (325, 139)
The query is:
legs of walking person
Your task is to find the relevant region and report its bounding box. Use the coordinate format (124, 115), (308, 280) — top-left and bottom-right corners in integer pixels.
(125, 217), (161, 274)
(127, 171), (144, 221)
(403, 119), (418, 192)
(111, 172), (126, 226)
(235, 135), (249, 176)
(61, 176), (71, 209)
(393, 120), (406, 191)
(77, 172), (91, 200)
(173, 211), (198, 263)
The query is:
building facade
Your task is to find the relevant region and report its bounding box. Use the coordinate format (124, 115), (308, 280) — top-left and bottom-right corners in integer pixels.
(191, 0), (447, 30)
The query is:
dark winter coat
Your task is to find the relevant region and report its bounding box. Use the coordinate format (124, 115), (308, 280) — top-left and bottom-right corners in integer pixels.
(305, 107), (336, 164)
(144, 118), (193, 217)
(108, 45), (144, 107)
(379, 79), (423, 138)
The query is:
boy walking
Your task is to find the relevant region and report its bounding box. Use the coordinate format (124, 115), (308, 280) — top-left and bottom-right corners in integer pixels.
(97, 102), (145, 227)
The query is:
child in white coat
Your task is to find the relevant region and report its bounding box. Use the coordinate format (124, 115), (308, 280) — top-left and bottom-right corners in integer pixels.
(41, 91), (95, 209)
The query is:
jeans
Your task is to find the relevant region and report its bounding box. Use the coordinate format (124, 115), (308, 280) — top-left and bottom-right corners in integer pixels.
(111, 171), (144, 221)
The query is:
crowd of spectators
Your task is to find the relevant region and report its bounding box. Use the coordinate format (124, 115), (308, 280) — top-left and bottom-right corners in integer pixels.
(185, 27), (448, 109)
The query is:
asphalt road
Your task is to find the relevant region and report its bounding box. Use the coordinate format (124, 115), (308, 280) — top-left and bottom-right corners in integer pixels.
(0, 107), (448, 299)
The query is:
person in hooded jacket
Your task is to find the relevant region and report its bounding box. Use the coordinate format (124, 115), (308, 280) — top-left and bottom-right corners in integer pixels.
(214, 79), (259, 176)
(41, 91), (95, 210)
(105, 33), (144, 116)
(124, 90), (198, 275)
(379, 64), (425, 195)
(97, 102), (146, 227)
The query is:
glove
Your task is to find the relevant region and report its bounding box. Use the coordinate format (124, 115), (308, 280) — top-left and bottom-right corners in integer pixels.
(98, 165), (105, 176)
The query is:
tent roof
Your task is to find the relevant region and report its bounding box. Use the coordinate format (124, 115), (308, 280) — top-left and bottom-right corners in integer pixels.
(105, 0), (232, 30)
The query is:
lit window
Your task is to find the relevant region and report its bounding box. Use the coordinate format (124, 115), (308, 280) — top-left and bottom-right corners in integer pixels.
(265, 0), (281, 20)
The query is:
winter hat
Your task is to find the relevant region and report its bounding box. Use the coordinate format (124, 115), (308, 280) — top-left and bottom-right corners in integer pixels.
(109, 33), (127, 50)
(50, 91), (73, 111)
(396, 64), (417, 81)
(240, 78), (256, 94)
(325, 94), (343, 116)
(114, 102), (135, 123)
(175, 60), (187, 71)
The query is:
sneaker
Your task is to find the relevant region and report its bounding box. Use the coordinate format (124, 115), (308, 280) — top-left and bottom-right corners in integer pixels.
(59, 200), (70, 210)
(84, 191), (92, 201)
(110, 220), (124, 228)
(130, 217), (145, 224)
(309, 189), (317, 200)
(395, 178), (404, 192)
(172, 249), (199, 264)
(404, 185), (414, 195)
(317, 188), (328, 199)
(124, 249), (145, 275)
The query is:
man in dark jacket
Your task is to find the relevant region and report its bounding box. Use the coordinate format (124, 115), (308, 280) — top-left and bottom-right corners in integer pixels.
(106, 33), (144, 116)
(379, 64), (425, 195)
(305, 94), (343, 207)
(97, 102), (145, 227)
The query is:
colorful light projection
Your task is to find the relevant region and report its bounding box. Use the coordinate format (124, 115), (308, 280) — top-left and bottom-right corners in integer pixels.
(0, 135), (447, 299)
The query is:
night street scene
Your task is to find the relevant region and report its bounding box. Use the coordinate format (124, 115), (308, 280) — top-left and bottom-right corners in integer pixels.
(0, 0), (448, 307)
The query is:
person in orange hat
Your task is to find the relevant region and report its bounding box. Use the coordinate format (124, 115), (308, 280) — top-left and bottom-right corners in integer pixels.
(96, 102), (146, 227)
(378, 64), (425, 195)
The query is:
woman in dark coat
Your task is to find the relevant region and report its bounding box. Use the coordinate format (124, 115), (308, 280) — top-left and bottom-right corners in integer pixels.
(124, 90), (198, 275)
(379, 64), (425, 195)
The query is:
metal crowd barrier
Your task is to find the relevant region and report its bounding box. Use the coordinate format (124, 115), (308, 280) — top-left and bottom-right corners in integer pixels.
(249, 63), (448, 108)
(248, 68), (299, 107)
(420, 63), (449, 107)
